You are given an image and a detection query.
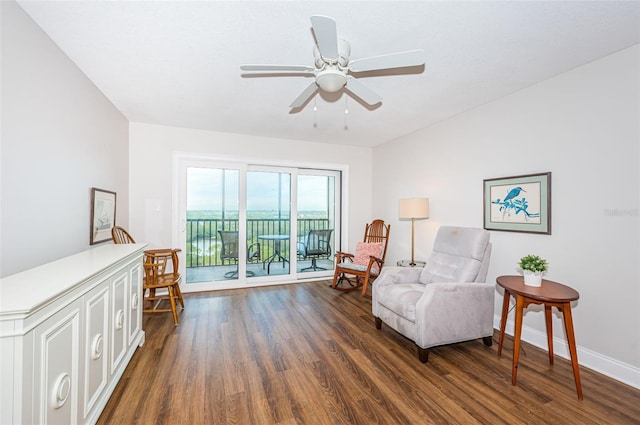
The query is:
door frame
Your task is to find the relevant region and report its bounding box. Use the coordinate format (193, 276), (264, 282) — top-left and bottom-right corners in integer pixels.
(173, 152), (345, 292)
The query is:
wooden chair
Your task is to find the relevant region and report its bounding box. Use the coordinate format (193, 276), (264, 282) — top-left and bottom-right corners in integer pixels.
(331, 219), (390, 297)
(111, 225), (135, 244)
(111, 226), (184, 325)
(142, 249), (184, 325)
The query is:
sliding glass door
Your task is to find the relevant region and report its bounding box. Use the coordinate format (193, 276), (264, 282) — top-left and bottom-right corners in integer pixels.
(247, 169), (291, 277)
(178, 156), (340, 291)
(296, 172), (338, 275)
(185, 166), (241, 283)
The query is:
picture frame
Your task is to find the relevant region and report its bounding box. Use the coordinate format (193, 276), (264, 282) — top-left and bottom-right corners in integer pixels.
(90, 188), (117, 244)
(483, 172), (551, 234)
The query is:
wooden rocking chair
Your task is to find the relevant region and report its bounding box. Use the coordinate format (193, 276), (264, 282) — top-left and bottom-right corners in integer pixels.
(331, 219), (390, 297)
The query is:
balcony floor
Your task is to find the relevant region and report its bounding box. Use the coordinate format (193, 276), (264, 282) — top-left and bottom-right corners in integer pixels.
(186, 259), (335, 283)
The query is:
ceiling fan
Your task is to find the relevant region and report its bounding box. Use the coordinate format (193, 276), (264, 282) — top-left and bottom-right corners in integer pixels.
(240, 15), (425, 109)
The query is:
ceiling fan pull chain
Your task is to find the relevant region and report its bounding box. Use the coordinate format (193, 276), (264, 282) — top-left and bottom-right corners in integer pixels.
(313, 98), (318, 129)
(344, 97), (349, 131)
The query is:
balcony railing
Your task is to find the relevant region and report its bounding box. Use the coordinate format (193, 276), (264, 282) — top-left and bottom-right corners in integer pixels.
(186, 218), (331, 268)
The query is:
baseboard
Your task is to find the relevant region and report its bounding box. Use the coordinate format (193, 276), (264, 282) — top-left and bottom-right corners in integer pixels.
(493, 315), (640, 390)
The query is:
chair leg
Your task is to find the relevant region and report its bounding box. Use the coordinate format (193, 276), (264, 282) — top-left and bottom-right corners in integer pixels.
(375, 317), (382, 330)
(330, 268), (340, 288)
(361, 275), (372, 297)
(418, 346), (429, 363)
(483, 336), (493, 346)
(174, 282), (185, 309)
(301, 258), (327, 272)
(167, 286), (179, 326)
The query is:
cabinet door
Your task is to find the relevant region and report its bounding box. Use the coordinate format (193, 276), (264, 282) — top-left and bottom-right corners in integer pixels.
(128, 260), (142, 345)
(110, 270), (128, 375)
(33, 300), (81, 425)
(83, 284), (110, 419)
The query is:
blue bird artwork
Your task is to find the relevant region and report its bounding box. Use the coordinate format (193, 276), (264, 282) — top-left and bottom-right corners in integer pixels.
(503, 187), (525, 202)
(492, 185), (540, 222)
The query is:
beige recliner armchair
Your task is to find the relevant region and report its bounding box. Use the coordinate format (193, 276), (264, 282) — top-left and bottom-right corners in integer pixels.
(372, 226), (494, 363)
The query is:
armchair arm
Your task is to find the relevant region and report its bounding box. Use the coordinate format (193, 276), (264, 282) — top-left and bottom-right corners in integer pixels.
(414, 282), (495, 348)
(375, 266), (423, 286)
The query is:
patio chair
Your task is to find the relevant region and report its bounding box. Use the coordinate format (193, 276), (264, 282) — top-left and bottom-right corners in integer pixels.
(331, 219), (390, 297)
(218, 230), (261, 278)
(297, 229), (333, 271)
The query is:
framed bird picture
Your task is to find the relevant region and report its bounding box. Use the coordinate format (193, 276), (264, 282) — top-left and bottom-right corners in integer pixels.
(483, 172), (551, 234)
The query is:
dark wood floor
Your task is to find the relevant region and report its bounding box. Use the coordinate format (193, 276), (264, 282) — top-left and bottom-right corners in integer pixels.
(98, 280), (640, 424)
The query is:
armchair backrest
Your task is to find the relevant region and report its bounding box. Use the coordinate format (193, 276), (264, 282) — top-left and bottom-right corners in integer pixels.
(418, 226), (491, 284)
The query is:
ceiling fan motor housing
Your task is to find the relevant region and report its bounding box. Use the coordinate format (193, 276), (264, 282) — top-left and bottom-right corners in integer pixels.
(313, 39), (351, 68)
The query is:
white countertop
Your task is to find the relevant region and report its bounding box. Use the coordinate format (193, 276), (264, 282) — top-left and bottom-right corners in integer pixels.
(0, 243), (147, 316)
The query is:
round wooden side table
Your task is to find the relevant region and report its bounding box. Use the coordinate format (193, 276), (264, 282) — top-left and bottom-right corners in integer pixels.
(496, 275), (583, 400)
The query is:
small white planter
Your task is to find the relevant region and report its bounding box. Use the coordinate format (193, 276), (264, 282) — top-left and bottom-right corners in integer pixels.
(523, 270), (543, 287)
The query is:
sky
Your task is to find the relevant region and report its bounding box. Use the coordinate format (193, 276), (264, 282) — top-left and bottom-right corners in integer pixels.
(187, 167), (332, 211)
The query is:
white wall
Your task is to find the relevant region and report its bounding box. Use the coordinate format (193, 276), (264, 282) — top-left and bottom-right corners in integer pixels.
(373, 45), (640, 385)
(0, 1), (130, 277)
(128, 122), (373, 261)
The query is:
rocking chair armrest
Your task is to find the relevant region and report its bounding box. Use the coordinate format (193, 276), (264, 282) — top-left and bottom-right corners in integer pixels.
(365, 256), (384, 272)
(369, 255), (383, 263)
(335, 251), (354, 262)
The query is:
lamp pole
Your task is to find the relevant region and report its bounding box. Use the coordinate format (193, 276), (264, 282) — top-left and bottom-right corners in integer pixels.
(410, 217), (417, 266)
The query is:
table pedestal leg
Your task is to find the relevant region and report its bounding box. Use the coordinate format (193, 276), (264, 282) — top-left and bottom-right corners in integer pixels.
(545, 305), (554, 365)
(512, 295), (525, 385)
(562, 303), (583, 400)
(498, 291), (511, 357)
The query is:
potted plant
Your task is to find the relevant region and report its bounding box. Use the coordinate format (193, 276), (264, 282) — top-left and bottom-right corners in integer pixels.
(518, 254), (548, 287)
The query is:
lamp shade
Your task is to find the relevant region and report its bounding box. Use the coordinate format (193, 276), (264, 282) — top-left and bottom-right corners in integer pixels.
(399, 198), (430, 219)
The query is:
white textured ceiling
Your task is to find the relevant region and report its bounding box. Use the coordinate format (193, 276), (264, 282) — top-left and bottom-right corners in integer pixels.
(17, 1), (640, 147)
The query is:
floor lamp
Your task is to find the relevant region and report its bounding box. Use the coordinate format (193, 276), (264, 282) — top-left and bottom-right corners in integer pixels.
(399, 198), (430, 266)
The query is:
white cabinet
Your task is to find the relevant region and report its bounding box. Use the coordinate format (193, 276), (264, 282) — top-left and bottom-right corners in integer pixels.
(83, 284), (109, 418)
(0, 244), (147, 425)
(110, 269), (128, 376)
(33, 299), (82, 424)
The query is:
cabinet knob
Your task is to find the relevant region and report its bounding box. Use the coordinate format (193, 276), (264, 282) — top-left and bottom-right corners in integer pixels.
(115, 309), (124, 330)
(91, 334), (104, 360)
(131, 293), (139, 310)
(51, 373), (71, 409)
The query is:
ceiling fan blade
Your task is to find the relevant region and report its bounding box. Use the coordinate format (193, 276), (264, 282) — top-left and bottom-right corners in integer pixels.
(289, 81), (318, 108)
(241, 64), (315, 72)
(348, 49), (425, 72)
(310, 15), (338, 61)
(345, 78), (381, 105)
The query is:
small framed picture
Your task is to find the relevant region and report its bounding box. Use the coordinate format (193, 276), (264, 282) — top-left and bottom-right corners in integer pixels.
(90, 188), (117, 244)
(483, 172), (551, 235)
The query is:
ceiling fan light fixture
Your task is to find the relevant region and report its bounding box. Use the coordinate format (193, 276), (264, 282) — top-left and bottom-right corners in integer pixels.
(316, 69), (347, 92)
